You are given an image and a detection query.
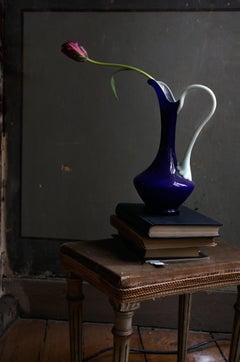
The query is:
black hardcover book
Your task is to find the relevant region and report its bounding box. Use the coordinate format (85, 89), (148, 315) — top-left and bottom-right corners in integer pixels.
(115, 203), (222, 238)
(110, 214), (217, 249)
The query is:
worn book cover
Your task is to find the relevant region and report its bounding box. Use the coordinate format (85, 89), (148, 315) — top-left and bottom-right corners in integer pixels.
(115, 203), (222, 238)
(110, 214), (218, 250)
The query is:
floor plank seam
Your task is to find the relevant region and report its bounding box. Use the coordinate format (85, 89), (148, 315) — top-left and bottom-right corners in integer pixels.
(211, 332), (228, 362)
(137, 325), (148, 362)
(38, 319), (48, 362)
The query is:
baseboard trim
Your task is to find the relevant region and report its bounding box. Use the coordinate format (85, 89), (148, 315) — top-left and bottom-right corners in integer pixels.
(3, 277), (237, 333)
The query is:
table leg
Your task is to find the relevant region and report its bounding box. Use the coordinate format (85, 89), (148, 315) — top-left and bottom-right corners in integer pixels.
(111, 302), (140, 362)
(177, 293), (192, 362)
(66, 275), (84, 362)
(229, 285), (240, 362)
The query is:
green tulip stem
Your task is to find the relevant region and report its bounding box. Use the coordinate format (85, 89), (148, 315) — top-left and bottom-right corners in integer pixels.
(87, 57), (155, 80)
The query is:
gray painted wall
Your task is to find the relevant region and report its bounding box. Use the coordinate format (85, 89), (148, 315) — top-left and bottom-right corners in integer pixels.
(21, 11), (240, 245)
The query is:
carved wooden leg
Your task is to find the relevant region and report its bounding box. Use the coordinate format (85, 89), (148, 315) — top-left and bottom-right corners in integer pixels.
(177, 293), (192, 362)
(229, 285), (240, 362)
(66, 276), (84, 362)
(111, 302), (140, 362)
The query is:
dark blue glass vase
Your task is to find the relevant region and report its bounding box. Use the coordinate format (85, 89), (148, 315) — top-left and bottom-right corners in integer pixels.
(134, 79), (195, 214)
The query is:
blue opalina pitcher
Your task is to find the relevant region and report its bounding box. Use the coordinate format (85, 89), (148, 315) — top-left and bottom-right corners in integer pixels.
(134, 79), (216, 214)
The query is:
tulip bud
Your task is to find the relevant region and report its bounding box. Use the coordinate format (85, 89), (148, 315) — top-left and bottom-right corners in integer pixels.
(61, 41), (88, 62)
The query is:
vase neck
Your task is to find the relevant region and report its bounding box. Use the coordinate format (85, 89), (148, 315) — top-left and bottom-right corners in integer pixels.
(158, 110), (178, 165)
(148, 79), (179, 164)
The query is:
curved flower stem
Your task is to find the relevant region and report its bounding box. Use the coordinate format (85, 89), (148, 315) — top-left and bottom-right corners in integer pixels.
(87, 57), (155, 80)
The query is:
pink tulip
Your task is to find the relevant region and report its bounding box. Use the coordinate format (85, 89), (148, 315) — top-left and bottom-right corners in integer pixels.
(61, 41), (88, 62)
(61, 41), (155, 99)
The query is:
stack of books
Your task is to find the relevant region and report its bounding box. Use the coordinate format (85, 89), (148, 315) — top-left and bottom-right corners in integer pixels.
(110, 203), (222, 261)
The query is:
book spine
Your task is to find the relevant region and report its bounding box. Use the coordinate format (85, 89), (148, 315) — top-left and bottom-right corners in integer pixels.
(115, 204), (150, 236)
(110, 215), (147, 249)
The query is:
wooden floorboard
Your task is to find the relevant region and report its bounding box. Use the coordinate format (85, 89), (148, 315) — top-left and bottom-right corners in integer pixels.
(140, 327), (230, 361)
(40, 320), (71, 362)
(0, 319), (231, 361)
(213, 332), (231, 361)
(0, 319), (46, 362)
(83, 324), (146, 361)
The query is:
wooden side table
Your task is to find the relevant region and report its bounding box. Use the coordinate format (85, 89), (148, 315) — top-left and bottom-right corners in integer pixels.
(60, 238), (240, 362)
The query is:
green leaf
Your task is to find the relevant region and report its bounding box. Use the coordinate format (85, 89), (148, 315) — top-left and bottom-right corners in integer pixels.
(110, 75), (119, 100)
(110, 68), (131, 100)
